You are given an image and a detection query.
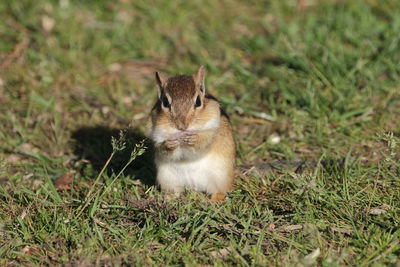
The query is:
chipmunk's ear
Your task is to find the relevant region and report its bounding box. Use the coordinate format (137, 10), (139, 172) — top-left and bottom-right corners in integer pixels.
(194, 66), (205, 96)
(155, 71), (167, 98)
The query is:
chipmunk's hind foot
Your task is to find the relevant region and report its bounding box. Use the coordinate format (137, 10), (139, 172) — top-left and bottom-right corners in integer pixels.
(210, 193), (226, 202)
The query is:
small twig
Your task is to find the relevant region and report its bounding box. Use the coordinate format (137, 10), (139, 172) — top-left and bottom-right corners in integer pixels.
(241, 166), (258, 176)
(271, 174), (285, 187)
(372, 239), (399, 263)
(0, 38), (29, 73)
(278, 224), (303, 232)
(234, 106), (276, 121)
(326, 226), (354, 236)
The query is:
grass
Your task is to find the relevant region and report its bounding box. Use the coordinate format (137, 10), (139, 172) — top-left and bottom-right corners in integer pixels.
(0, 0), (400, 265)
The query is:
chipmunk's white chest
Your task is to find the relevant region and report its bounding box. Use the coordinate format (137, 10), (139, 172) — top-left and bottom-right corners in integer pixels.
(156, 151), (225, 194)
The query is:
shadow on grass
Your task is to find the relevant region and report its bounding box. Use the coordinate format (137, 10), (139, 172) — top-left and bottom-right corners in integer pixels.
(71, 126), (156, 186)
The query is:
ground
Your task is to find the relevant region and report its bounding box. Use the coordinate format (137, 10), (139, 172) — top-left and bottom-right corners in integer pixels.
(0, 0), (399, 265)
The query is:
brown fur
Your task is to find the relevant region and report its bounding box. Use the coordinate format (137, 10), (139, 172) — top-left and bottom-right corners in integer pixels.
(208, 114), (236, 193)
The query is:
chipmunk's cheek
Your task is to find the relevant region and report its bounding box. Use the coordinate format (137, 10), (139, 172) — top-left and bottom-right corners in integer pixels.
(151, 125), (170, 144)
(188, 114), (221, 132)
(151, 127), (166, 144)
(151, 125), (181, 144)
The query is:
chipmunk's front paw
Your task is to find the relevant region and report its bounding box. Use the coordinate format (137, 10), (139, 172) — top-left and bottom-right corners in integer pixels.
(181, 133), (198, 146)
(164, 139), (180, 150)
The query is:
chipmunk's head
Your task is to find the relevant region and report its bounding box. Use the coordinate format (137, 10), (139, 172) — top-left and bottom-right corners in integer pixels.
(154, 66), (207, 131)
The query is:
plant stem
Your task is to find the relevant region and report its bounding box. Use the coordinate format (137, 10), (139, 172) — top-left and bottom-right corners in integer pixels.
(75, 151), (115, 216)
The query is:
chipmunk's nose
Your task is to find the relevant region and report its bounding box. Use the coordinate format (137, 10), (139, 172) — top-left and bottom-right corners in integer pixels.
(176, 120), (188, 131)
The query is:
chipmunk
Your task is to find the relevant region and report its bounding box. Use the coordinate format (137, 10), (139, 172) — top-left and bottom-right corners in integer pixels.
(150, 66), (235, 201)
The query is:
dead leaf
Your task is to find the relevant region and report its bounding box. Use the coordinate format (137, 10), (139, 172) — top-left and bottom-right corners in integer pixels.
(19, 210), (27, 220)
(18, 245), (39, 259)
(369, 208), (386, 215)
(20, 143), (39, 153)
(6, 154), (22, 163)
(304, 247), (320, 260)
(31, 179), (43, 190)
(279, 224), (303, 232)
(327, 226), (353, 235)
(369, 204), (390, 215)
(267, 222), (275, 230)
(41, 15), (55, 33)
(93, 217), (107, 227)
(133, 112), (147, 120)
(267, 133), (281, 144)
(298, 0), (316, 11)
(101, 106), (111, 115)
(210, 247), (232, 258)
(23, 173), (33, 179)
(0, 177), (8, 184)
(380, 204), (391, 210)
(105, 59), (165, 78)
(108, 63), (122, 72)
(54, 173), (73, 190)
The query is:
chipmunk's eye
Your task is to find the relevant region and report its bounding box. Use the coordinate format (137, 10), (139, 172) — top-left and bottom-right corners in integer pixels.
(195, 96), (201, 108)
(162, 96), (170, 108)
